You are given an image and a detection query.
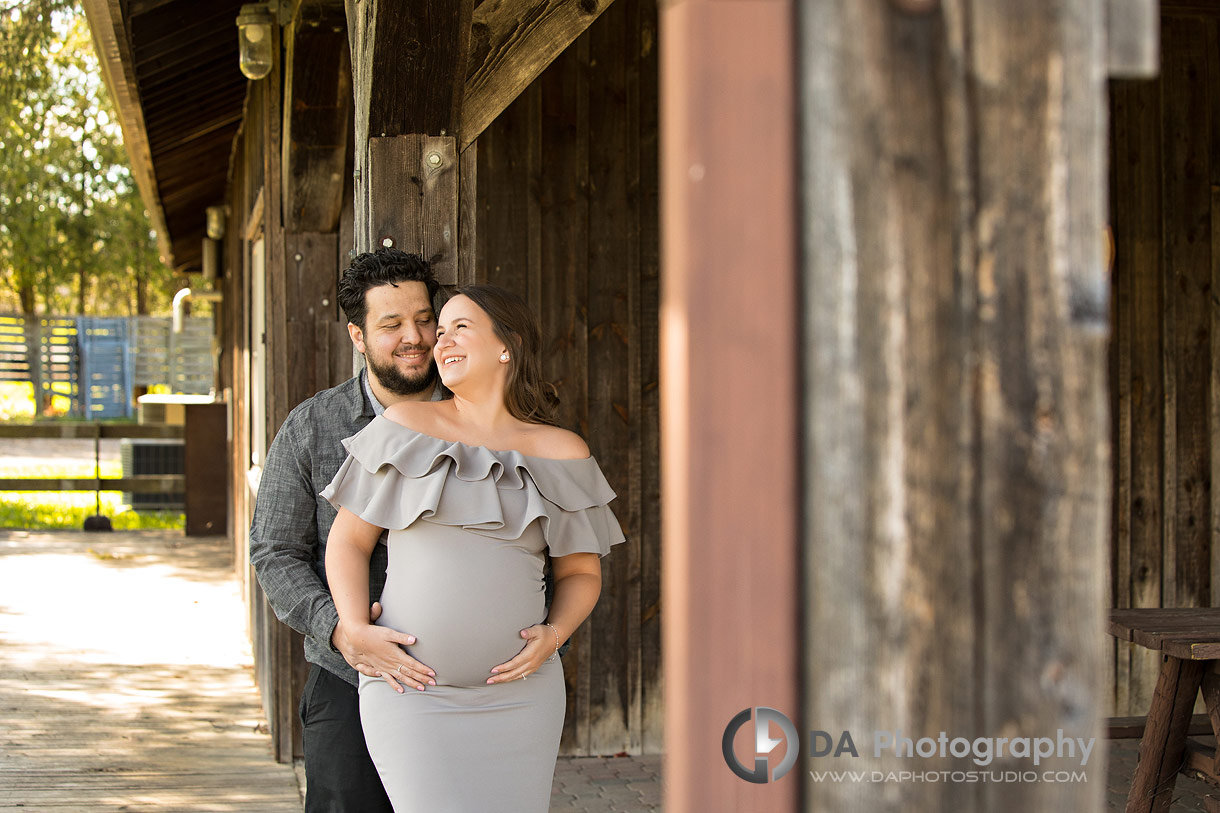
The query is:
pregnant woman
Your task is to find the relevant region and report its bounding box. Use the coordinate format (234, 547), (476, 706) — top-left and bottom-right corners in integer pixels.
(322, 284), (624, 812)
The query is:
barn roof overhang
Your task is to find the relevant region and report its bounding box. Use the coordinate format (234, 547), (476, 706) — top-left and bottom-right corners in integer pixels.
(83, 0), (620, 273)
(83, 0), (250, 274)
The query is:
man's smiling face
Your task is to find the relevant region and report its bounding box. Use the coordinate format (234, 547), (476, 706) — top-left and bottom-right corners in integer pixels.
(351, 280), (438, 396)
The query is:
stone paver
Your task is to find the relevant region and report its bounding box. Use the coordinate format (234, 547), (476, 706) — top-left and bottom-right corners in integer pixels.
(551, 755), (662, 812)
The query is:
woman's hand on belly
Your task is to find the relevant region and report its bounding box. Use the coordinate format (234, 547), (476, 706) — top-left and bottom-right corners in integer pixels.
(486, 624), (558, 685)
(342, 619), (437, 693)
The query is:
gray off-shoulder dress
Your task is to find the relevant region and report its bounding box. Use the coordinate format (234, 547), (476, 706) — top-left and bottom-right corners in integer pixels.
(320, 416), (624, 813)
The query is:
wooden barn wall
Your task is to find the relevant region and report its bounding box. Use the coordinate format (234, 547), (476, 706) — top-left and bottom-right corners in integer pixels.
(472, 0), (661, 755)
(1110, 7), (1219, 715)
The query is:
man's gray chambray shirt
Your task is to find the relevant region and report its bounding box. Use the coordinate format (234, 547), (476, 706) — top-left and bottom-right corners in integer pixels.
(250, 371), (439, 686)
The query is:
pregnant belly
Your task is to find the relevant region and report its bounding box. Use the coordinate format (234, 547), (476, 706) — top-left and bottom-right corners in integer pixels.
(376, 523), (547, 688)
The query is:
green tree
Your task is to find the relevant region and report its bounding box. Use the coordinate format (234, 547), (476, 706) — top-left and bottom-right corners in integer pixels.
(0, 0), (178, 317)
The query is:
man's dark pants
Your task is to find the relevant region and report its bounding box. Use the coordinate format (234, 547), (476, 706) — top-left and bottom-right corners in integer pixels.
(299, 664), (394, 812)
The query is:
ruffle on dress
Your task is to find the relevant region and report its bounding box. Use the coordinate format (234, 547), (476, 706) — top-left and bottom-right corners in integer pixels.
(319, 416), (625, 557)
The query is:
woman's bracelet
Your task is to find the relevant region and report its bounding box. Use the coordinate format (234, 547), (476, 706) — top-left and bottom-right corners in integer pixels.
(543, 622), (561, 661)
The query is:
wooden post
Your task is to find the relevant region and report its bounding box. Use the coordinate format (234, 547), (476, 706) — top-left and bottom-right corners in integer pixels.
(660, 1), (800, 810)
(367, 135), (459, 284)
(282, 1), (352, 235)
(799, 1), (1110, 811)
(345, 0), (473, 272)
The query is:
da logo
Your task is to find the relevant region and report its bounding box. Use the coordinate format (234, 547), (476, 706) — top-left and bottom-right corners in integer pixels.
(721, 707), (799, 783)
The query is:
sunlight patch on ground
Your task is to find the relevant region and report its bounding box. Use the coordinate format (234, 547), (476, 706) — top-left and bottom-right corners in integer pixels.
(0, 551), (250, 669)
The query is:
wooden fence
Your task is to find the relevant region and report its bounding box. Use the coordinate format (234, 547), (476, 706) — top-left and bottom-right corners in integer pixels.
(0, 423), (185, 494)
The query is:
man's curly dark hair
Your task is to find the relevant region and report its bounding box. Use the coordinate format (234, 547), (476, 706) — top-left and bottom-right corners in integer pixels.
(337, 248), (440, 330)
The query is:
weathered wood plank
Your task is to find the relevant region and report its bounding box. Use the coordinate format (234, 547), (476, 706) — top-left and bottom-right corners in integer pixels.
(1111, 607), (1220, 639)
(586, 0), (635, 754)
(458, 141), (478, 286)
(474, 84), (537, 293)
(1202, 673), (1220, 773)
(1164, 0), (1220, 16)
(1111, 77), (1134, 714)
(286, 232), (341, 407)
(283, 2), (352, 233)
(635, 0), (660, 757)
(539, 37), (591, 754)
(345, 0), (473, 146)
(1163, 15), (1211, 612)
(462, 0), (615, 149)
(184, 402), (227, 536)
(1127, 62), (1166, 714)
(258, 48), (299, 763)
(367, 135), (460, 283)
(346, 0), (472, 262)
(799, 1), (1109, 810)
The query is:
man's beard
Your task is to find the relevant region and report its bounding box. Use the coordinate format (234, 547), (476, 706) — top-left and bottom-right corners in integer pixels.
(366, 351), (438, 396)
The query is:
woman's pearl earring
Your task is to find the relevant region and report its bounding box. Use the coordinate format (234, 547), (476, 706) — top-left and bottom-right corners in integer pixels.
(500, 352), (510, 363)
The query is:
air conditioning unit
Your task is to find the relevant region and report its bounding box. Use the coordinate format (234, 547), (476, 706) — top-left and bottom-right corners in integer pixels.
(120, 439), (185, 511)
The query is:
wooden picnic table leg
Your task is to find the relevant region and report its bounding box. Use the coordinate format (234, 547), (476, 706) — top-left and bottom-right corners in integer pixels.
(1127, 655), (1205, 813)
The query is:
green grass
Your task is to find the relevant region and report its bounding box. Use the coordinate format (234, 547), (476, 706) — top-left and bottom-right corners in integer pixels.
(0, 491), (183, 530)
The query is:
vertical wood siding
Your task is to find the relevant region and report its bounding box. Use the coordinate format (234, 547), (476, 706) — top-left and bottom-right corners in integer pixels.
(474, 0), (661, 755)
(1111, 10), (1217, 715)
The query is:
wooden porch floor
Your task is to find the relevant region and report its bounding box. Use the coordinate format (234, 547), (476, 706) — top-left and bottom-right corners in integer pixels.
(0, 529), (300, 812)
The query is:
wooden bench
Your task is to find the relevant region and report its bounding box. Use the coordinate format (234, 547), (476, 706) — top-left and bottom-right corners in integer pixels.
(1109, 608), (1220, 812)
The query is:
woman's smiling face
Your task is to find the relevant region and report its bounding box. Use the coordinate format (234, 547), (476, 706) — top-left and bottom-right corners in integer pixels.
(434, 295), (509, 389)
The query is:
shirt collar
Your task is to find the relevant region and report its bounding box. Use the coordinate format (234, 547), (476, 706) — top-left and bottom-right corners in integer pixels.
(361, 368), (444, 417)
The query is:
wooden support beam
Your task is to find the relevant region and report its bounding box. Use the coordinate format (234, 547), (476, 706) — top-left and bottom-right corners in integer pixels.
(346, 0), (472, 279)
(661, 0), (799, 809)
(345, 0), (473, 142)
(461, 0), (615, 150)
(367, 135), (459, 283)
(283, 1), (352, 233)
(798, 0), (1110, 810)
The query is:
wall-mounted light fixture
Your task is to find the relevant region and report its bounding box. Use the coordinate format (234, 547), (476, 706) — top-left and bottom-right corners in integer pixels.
(236, 4), (276, 80)
(205, 205), (227, 240)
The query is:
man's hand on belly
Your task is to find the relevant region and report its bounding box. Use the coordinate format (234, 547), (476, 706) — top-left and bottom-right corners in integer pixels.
(333, 604), (437, 693)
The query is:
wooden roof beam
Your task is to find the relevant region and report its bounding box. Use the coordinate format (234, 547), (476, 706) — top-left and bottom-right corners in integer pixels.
(460, 0), (615, 151)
